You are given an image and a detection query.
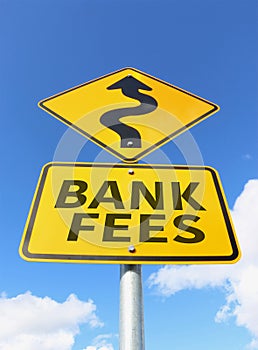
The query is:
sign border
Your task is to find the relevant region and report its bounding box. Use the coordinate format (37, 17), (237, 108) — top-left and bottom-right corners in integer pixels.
(38, 68), (219, 163)
(20, 162), (240, 264)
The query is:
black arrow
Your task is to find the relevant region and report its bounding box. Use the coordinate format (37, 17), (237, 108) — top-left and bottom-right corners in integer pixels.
(100, 75), (158, 148)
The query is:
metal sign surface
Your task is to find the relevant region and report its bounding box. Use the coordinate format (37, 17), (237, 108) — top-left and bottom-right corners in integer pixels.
(39, 68), (219, 163)
(20, 163), (240, 264)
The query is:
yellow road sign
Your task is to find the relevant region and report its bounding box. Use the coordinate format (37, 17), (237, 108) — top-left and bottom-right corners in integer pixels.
(39, 68), (219, 163)
(20, 163), (240, 264)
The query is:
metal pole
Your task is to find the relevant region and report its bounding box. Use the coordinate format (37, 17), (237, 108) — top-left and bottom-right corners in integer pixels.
(119, 264), (145, 350)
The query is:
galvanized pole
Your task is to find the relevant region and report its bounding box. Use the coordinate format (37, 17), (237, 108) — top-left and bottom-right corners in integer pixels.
(119, 264), (145, 350)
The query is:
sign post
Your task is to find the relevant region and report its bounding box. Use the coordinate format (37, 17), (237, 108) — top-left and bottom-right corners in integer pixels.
(20, 67), (241, 350)
(120, 265), (144, 350)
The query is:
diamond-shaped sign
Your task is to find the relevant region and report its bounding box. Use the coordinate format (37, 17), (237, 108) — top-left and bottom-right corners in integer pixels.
(39, 67), (219, 163)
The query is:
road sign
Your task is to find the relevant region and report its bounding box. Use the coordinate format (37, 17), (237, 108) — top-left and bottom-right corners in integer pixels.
(20, 162), (240, 264)
(39, 68), (219, 163)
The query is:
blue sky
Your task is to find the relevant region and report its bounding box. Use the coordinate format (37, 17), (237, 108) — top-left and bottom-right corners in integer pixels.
(1, 0), (258, 349)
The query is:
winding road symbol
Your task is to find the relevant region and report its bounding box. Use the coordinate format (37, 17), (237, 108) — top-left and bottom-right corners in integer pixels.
(100, 76), (158, 148)
(39, 67), (220, 162)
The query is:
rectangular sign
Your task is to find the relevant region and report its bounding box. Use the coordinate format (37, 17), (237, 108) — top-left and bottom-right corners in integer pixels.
(19, 163), (240, 264)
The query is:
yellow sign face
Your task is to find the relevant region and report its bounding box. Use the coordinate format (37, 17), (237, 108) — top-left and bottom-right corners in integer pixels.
(39, 68), (219, 163)
(20, 163), (240, 264)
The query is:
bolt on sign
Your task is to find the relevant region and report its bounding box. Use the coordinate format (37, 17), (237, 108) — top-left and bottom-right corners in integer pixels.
(39, 67), (219, 163)
(19, 163), (240, 264)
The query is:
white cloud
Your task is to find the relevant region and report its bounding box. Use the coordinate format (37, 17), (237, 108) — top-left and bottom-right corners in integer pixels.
(83, 333), (115, 350)
(148, 179), (258, 348)
(0, 292), (102, 350)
